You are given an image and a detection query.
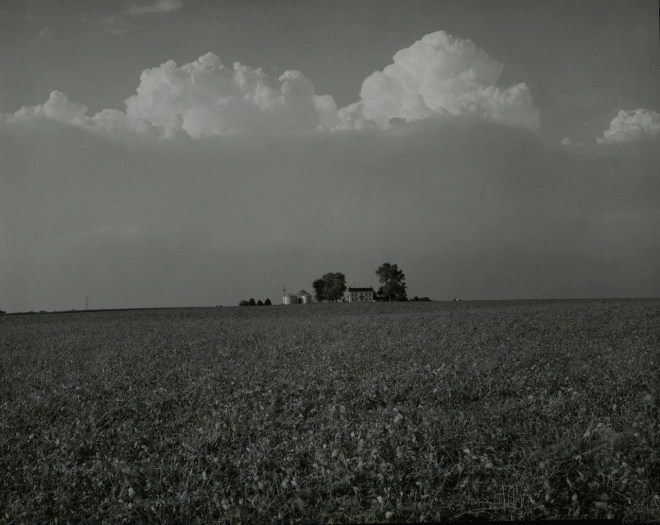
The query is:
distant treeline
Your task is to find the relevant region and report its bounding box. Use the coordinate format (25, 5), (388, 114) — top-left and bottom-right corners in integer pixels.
(239, 298), (272, 306)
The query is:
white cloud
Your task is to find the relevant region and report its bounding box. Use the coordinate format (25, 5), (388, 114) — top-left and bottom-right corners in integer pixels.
(336, 31), (540, 132)
(335, 102), (380, 131)
(561, 137), (573, 146)
(123, 53), (331, 138)
(6, 91), (157, 137)
(6, 55), (334, 139)
(124, 0), (182, 16)
(10, 91), (88, 125)
(597, 108), (660, 144)
(5, 30), (542, 138)
(91, 108), (158, 137)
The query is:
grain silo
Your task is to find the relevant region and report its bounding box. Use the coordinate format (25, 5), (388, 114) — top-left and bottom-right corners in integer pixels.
(297, 290), (312, 304)
(283, 293), (298, 305)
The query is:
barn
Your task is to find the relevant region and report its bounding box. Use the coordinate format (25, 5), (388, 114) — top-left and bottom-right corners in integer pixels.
(297, 290), (312, 304)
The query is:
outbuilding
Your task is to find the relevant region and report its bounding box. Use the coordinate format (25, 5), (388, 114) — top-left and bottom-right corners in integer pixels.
(297, 290), (312, 304)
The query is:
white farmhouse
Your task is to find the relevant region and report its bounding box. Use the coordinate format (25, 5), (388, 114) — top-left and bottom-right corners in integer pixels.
(347, 287), (375, 302)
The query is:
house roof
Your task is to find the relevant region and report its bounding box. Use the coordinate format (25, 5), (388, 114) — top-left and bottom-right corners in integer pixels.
(348, 287), (374, 292)
(297, 290), (311, 296)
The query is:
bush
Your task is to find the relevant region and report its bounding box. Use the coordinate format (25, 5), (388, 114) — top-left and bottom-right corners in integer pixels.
(248, 298), (256, 306)
(257, 300), (264, 306)
(264, 298), (272, 305)
(239, 300), (249, 306)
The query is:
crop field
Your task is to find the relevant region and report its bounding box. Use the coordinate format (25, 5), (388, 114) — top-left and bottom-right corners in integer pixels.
(1, 299), (659, 523)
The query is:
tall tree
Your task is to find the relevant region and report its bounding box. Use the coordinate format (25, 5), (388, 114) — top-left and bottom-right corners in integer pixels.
(312, 272), (347, 302)
(312, 278), (326, 302)
(376, 262), (407, 301)
(324, 272), (347, 302)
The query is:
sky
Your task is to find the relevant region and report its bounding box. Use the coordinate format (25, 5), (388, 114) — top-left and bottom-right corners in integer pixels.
(1, 0), (659, 311)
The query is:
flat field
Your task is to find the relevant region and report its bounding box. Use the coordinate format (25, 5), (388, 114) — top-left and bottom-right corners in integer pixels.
(1, 299), (659, 523)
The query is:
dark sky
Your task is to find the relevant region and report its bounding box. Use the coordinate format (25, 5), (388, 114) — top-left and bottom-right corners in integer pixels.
(1, 0), (659, 311)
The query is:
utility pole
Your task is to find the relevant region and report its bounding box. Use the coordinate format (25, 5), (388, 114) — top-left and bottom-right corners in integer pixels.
(85, 297), (88, 311)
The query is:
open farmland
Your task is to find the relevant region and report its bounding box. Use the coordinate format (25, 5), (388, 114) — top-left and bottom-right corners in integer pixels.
(1, 299), (659, 522)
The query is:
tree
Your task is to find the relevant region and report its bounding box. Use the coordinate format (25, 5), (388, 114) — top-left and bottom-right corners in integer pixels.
(312, 272), (347, 302)
(376, 262), (407, 301)
(248, 298), (256, 306)
(257, 299), (264, 306)
(264, 298), (272, 305)
(312, 279), (326, 302)
(325, 272), (347, 302)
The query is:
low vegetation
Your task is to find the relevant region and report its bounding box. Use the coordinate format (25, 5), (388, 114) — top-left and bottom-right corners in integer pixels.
(239, 298), (272, 306)
(1, 299), (659, 522)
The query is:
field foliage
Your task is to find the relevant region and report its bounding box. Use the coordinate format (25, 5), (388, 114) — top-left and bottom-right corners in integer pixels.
(1, 299), (659, 522)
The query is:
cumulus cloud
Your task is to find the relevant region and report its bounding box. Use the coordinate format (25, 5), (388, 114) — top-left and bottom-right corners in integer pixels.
(10, 91), (88, 125)
(336, 31), (540, 131)
(597, 108), (660, 144)
(6, 54), (334, 138)
(124, 0), (182, 16)
(4, 30), (542, 138)
(91, 108), (158, 137)
(123, 53), (331, 138)
(5, 91), (157, 137)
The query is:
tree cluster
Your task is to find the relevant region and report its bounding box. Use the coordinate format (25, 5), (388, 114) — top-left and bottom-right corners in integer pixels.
(239, 298), (271, 306)
(312, 272), (347, 302)
(375, 262), (407, 301)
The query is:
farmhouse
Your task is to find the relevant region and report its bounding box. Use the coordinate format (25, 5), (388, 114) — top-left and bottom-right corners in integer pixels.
(347, 287), (374, 302)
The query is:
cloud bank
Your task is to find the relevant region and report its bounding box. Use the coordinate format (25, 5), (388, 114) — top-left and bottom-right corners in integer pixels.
(3, 30), (541, 138)
(6, 30), (658, 147)
(3, 54), (335, 139)
(597, 108), (660, 144)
